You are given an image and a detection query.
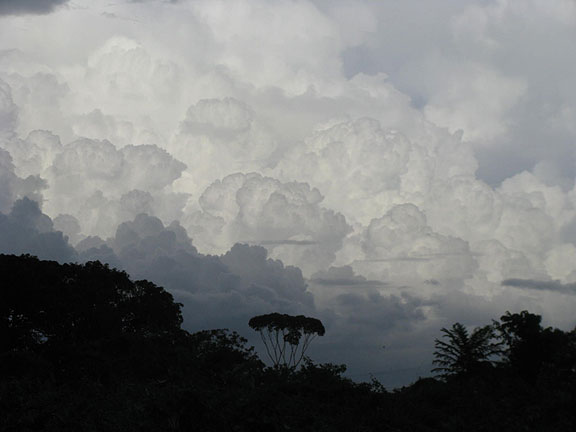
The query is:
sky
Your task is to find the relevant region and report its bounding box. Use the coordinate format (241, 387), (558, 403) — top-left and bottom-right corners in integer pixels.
(1, 0), (576, 387)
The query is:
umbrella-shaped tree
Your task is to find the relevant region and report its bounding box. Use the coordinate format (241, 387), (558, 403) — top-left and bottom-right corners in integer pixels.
(248, 313), (325, 368)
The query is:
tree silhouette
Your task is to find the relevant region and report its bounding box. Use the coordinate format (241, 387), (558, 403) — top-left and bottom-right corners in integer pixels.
(496, 310), (576, 383)
(3, 254), (576, 431)
(432, 322), (501, 378)
(0, 254), (183, 364)
(248, 313), (325, 368)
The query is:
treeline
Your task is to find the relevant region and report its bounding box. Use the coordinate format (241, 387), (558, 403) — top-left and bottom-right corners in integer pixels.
(1, 254), (575, 431)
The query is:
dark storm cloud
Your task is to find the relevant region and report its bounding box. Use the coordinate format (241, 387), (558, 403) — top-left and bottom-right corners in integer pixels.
(0, 198), (77, 262)
(77, 214), (315, 331)
(502, 278), (576, 295)
(0, 0), (69, 15)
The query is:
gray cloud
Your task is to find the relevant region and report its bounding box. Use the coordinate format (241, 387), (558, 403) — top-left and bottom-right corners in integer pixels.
(129, 0), (181, 3)
(502, 278), (576, 295)
(0, 197), (76, 262)
(309, 277), (386, 287)
(0, 79), (17, 137)
(0, 0), (69, 15)
(355, 257), (431, 263)
(258, 239), (319, 246)
(310, 266), (386, 287)
(307, 275), (431, 385)
(0, 149), (17, 213)
(79, 214), (316, 335)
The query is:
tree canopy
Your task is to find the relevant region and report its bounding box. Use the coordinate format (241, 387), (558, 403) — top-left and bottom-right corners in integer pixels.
(496, 310), (576, 383)
(249, 312), (325, 368)
(0, 254), (183, 355)
(432, 322), (502, 378)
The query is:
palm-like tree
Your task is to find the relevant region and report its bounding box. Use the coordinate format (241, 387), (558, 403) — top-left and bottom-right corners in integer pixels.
(432, 322), (502, 378)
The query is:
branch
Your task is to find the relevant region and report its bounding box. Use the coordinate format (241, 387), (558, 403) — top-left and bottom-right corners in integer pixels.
(259, 330), (274, 365)
(267, 329), (280, 365)
(295, 334), (316, 368)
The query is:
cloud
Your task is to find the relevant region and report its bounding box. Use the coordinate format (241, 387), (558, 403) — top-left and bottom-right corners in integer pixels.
(502, 278), (576, 295)
(274, 116), (478, 227)
(305, 264), (435, 384)
(0, 146), (47, 214)
(1, 130), (63, 178)
(342, 0), (576, 186)
(310, 266), (386, 287)
(184, 172), (352, 274)
(347, 203), (477, 284)
(188, 0), (344, 94)
(169, 97), (278, 195)
(0, 0), (68, 16)
(0, 148), (17, 213)
(258, 239), (318, 246)
(0, 66), (70, 143)
(424, 63), (527, 142)
(31, 138), (189, 238)
(129, 0), (181, 3)
(0, 197), (76, 262)
(78, 213), (316, 342)
(0, 79), (17, 137)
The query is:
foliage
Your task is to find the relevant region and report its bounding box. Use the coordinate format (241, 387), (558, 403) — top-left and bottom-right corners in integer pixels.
(496, 310), (576, 383)
(432, 322), (502, 378)
(248, 312), (325, 368)
(0, 254), (182, 349)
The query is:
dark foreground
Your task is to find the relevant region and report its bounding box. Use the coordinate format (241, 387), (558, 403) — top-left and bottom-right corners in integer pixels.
(1, 254), (575, 431)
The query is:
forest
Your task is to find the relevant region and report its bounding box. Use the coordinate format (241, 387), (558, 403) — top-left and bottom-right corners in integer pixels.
(1, 254), (575, 431)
